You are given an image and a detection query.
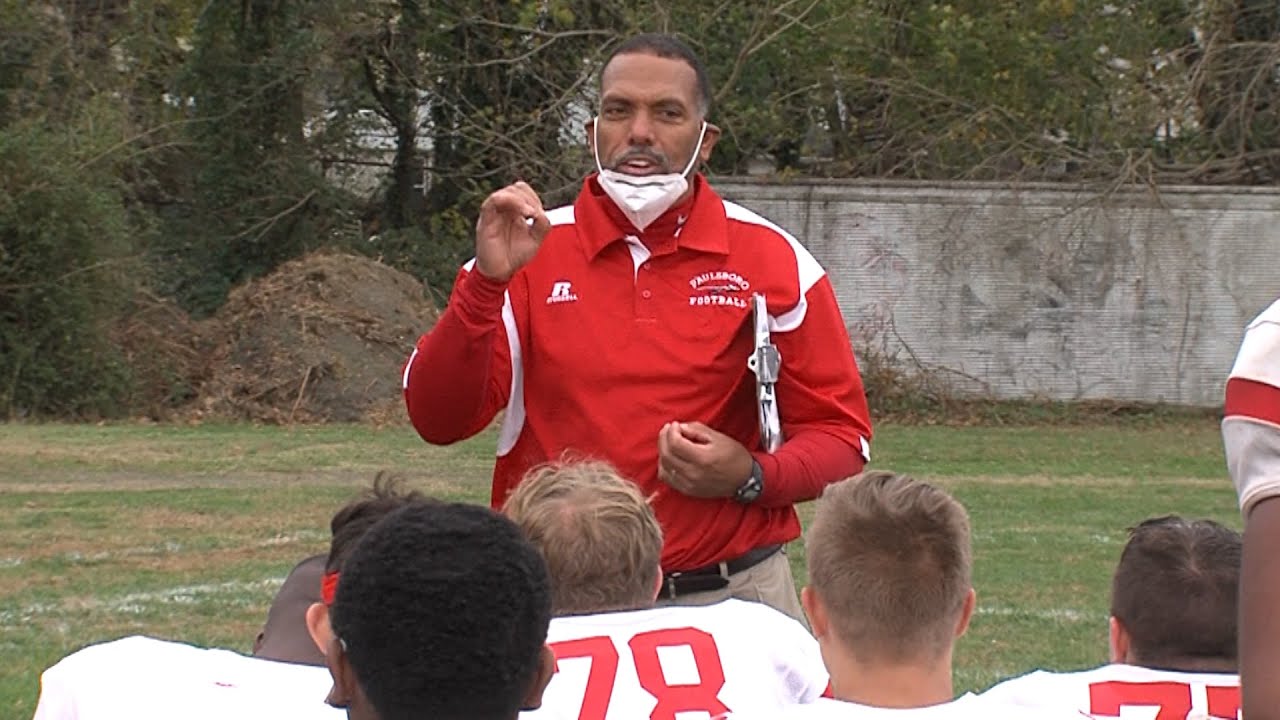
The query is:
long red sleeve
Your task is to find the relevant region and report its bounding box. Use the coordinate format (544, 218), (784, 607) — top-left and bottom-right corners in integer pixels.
(752, 430), (866, 508)
(749, 275), (873, 508)
(403, 267), (513, 444)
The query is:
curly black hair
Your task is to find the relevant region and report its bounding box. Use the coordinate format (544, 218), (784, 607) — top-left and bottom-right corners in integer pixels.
(330, 501), (552, 720)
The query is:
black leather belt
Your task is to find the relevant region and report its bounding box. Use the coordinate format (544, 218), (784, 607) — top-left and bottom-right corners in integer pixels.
(659, 544), (783, 599)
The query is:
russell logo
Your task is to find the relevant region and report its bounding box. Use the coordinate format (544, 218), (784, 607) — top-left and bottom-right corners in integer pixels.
(547, 280), (579, 304)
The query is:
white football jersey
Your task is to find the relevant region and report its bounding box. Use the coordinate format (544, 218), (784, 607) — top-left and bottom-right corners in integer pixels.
(980, 663), (1240, 719)
(1224, 298), (1280, 515)
(729, 692), (1042, 719)
(521, 599), (828, 720)
(33, 635), (343, 720)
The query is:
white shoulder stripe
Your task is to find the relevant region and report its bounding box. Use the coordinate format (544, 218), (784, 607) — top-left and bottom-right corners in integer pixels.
(1247, 298), (1280, 331)
(545, 205), (575, 226)
(401, 348), (417, 389)
(770, 297), (808, 334)
(723, 201), (825, 333)
(1231, 302), (1280, 388)
(785, 236), (825, 296)
(722, 200), (794, 242)
(496, 291), (525, 457)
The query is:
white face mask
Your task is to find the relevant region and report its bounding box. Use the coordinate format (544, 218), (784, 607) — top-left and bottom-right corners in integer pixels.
(593, 118), (707, 231)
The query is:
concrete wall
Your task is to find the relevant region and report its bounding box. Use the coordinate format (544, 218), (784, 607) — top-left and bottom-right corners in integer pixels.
(715, 178), (1280, 406)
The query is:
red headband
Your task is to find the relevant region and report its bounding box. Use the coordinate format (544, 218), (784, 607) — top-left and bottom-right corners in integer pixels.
(321, 571), (340, 606)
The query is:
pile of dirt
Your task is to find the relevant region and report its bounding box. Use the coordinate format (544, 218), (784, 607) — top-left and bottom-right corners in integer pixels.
(111, 290), (223, 420)
(192, 252), (437, 424)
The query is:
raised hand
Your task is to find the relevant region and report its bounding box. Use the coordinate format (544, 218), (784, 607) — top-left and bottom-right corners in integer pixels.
(474, 181), (552, 282)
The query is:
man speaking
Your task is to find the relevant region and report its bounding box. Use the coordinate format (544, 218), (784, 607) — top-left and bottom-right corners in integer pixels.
(402, 33), (872, 622)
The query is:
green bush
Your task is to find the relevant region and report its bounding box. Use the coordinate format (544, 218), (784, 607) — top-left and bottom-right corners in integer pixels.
(0, 123), (137, 418)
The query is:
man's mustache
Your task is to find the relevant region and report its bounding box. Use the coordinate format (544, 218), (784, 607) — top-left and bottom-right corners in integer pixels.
(609, 148), (671, 172)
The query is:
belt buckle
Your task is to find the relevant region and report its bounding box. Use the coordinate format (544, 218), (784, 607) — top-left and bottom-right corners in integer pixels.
(664, 571), (683, 600)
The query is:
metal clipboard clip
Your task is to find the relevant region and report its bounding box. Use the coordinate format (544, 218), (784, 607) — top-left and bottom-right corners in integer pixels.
(746, 293), (783, 453)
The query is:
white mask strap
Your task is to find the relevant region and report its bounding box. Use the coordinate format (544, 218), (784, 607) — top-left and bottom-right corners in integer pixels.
(592, 116), (604, 173)
(681, 121), (708, 177)
(592, 118), (708, 176)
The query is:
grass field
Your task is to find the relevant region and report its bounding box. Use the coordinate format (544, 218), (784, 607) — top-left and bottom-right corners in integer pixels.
(0, 419), (1239, 718)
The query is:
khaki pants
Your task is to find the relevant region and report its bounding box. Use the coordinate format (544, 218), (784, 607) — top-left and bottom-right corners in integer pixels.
(654, 548), (809, 628)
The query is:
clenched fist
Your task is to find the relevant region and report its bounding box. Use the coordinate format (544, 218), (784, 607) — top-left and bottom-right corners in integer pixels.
(657, 421), (755, 499)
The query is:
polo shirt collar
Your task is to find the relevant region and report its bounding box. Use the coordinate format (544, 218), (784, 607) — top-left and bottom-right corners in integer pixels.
(574, 173), (730, 260)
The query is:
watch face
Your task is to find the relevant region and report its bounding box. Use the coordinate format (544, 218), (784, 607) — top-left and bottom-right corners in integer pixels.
(736, 476), (763, 503)
(735, 461), (764, 503)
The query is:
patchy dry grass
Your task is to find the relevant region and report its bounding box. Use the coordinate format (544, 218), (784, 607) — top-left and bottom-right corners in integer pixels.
(1, 419), (1239, 718)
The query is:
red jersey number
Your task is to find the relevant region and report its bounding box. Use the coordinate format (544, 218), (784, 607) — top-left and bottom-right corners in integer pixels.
(1206, 685), (1242, 719)
(630, 627), (731, 720)
(550, 627), (730, 720)
(1088, 680), (1240, 719)
(549, 637), (619, 720)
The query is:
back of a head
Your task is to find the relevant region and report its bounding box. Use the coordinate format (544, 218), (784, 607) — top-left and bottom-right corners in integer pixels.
(1111, 515), (1241, 669)
(254, 554), (327, 665)
(504, 460), (663, 615)
(330, 502), (552, 720)
(806, 471), (972, 664)
(255, 475), (424, 666)
(325, 473), (428, 575)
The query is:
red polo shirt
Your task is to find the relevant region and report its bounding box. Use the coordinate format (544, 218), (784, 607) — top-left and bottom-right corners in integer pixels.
(404, 174), (872, 571)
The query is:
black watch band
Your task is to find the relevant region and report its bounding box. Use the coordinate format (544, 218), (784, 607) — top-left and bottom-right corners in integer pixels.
(734, 460), (765, 504)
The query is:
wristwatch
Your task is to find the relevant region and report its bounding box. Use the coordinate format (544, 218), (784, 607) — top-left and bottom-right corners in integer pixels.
(734, 460), (765, 504)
